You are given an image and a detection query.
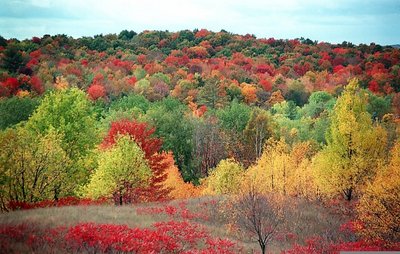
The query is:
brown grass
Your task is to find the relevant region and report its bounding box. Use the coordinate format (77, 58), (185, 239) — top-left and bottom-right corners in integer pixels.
(0, 195), (351, 253)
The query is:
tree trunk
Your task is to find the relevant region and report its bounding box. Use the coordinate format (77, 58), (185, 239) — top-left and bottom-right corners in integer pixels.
(344, 188), (353, 201)
(119, 189), (123, 206)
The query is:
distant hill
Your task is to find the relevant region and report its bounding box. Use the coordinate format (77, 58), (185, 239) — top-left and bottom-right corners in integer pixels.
(390, 44), (400, 48)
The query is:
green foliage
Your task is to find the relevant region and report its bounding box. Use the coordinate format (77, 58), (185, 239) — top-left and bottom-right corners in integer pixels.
(151, 72), (170, 85)
(1, 43), (26, 73)
(84, 136), (151, 199)
(299, 91), (335, 118)
(144, 98), (195, 181)
(118, 30), (137, 40)
(26, 88), (98, 159)
(272, 93), (334, 145)
(271, 101), (299, 120)
(284, 80), (310, 106)
(134, 79), (151, 95)
(0, 97), (40, 130)
(216, 100), (251, 133)
(0, 128), (70, 204)
(366, 91), (392, 120)
(109, 93), (150, 114)
(205, 159), (244, 194)
(134, 67), (146, 80)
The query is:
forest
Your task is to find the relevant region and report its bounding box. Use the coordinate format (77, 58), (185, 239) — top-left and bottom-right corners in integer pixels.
(0, 29), (399, 253)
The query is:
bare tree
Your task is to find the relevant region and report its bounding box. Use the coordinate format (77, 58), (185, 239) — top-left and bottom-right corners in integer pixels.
(232, 185), (285, 254)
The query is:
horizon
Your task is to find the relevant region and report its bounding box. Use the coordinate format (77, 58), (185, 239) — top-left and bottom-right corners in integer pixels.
(1, 0), (400, 45)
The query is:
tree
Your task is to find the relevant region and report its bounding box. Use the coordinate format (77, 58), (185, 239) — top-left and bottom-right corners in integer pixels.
(0, 97), (40, 130)
(1, 43), (26, 73)
(241, 83), (258, 105)
(144, 98), (195, 182)
(0, 128), (70, 209)
(25, 88), (98, 194)
(204, 159), (244, 195)
(246, 138), (291, 195)
(216, 100), (251, 163)
(163, 153), (202, 199)
(87, 84), (106, 100)
(109, 93), (150, 114)
(26, 88), (98, 160)
(284, 80), (310, 107)
(198, 76), (227, 109)
(192, 116), (225, 178)
(229, 185), (286, 254)
(313, 79), (387, 201)
(357, 141), (400, 243)
(101, 119), (171, 202)
(84, 136), (152, 205)
(118, 30), (137, 40)
(366, 91), (392, 120)
(299, 91), (335, 118)
(244, 108), (273, 161)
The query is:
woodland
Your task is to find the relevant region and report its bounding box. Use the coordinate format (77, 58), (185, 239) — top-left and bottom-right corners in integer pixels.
(0, 29), (399, 253)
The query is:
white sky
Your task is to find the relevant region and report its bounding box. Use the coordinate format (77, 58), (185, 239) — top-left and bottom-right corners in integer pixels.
(1, 0), (399, 45)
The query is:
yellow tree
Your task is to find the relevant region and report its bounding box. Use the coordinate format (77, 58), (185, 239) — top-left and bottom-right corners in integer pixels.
(204, 158), (244, 195)
(313, 79), (387, 201)
(247, 138), (291, 195)
(357, 141), (400, 242)
(0, 128), (70, 208)
(246, 138), (317, 198)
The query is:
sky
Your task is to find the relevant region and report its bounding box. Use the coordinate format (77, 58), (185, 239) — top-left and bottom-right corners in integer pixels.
(1, 0), (399, 45)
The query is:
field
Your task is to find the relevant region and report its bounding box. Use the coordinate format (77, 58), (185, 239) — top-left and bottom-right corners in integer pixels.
(1, 196), (355, 253)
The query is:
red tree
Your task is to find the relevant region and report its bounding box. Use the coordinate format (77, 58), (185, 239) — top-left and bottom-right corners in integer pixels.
(87, 84), (106, 100)
(1, 77), (19, 96)
(102, 120), (171, 203)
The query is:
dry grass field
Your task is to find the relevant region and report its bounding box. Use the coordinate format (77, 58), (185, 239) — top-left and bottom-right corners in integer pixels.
(0, 196), (351, 253)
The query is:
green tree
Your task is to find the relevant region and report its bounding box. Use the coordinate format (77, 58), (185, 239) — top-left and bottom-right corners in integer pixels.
(284, 80), (310, 106)
(118, 30), (137, 40)
(366, 91), (392, 120)
(1, 43), (26, 73)
(0, 97), (40, 130)
(84, 136), (152, 204)
(109, 93), (150, 114)
(25, 88), (98, 192)
(26, 88), (98, 159)
(314, 79), (387, 201)
(299, 91), (335, 118)
(216, 100), (251, 164)
(144, 98), (195, 181)
(216, 100), (251, 133)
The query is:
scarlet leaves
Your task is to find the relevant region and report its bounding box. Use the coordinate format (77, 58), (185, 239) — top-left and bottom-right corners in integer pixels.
(87, 84), (106, 100)
(1, 220), (242, 254)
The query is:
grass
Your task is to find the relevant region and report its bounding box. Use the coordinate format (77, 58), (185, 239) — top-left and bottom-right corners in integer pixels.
(0, 196), (351, 253)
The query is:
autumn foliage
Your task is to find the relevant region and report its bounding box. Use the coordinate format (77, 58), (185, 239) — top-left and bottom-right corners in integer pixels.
(1, 30), (400, 253)
(101, 120), (171, 202)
